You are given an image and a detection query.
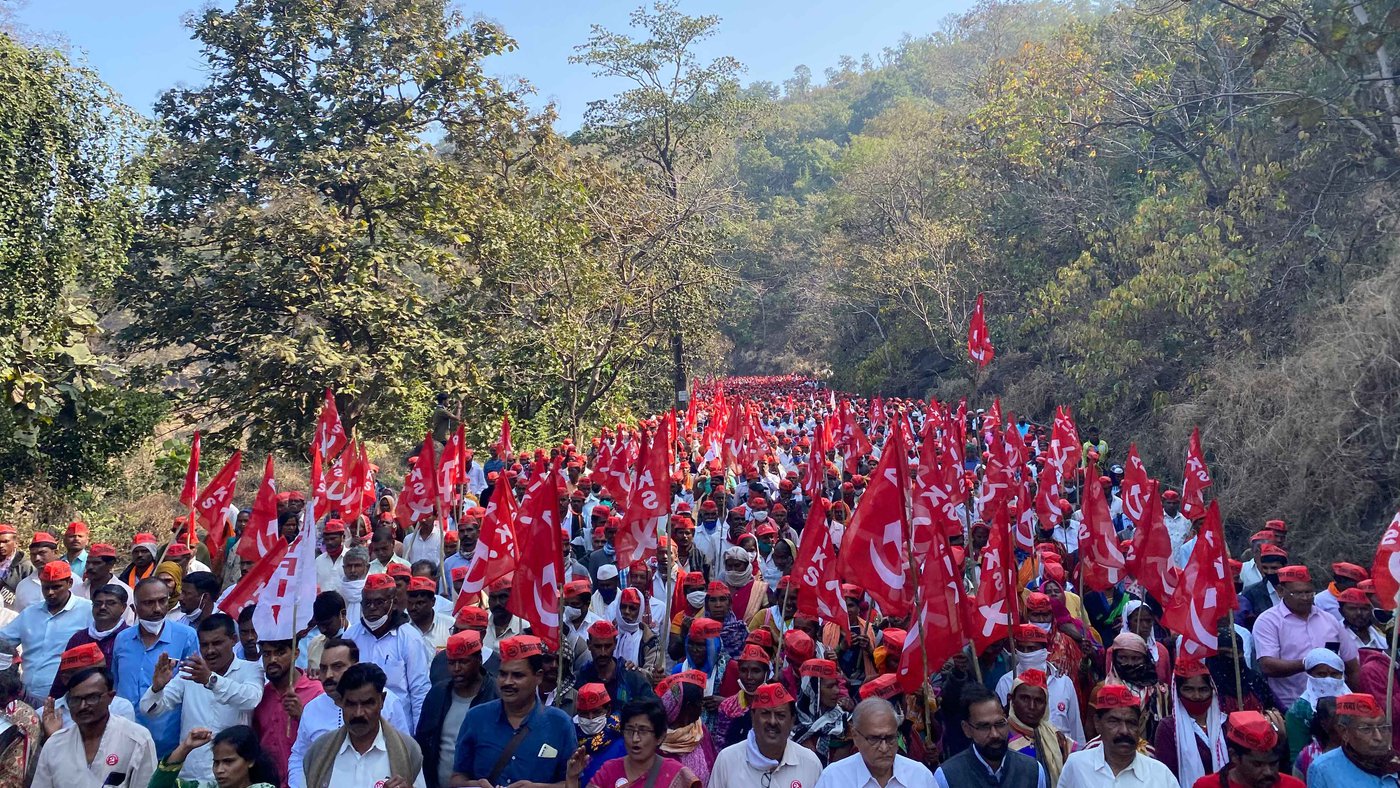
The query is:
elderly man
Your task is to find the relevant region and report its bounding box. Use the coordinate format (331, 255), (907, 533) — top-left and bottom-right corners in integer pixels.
(1253, 565), (1359, 710)
(1306, 693), (1399, 787)
(935, 684), (1045, 788)
(814, 697), (938, 788)
(30, 667), (157, 788)
(710, 682), (823, 787)
(1057, 685), (1176, 787)
(0, 560), (92, 699)
(114, 577), (201, 756)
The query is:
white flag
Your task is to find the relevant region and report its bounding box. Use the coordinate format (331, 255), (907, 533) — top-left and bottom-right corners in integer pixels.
(252, 501), (317, 640)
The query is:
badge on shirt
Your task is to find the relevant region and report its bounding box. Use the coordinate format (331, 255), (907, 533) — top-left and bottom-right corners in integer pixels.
(105, 754), (119, 766)
(539, 743), (558, 758)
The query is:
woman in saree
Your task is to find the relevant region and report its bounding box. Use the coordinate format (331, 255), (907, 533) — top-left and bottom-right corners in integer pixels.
(568, 697), (701, 788)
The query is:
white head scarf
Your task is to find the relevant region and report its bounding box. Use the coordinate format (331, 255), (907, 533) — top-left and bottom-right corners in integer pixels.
(1299, 647), (1347, 707)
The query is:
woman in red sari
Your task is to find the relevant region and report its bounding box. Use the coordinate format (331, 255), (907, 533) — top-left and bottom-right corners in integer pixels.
(568, 697), (702, 788)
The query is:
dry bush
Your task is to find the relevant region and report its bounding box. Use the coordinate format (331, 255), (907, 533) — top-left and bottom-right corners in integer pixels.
(1167, 259), (1400, 566)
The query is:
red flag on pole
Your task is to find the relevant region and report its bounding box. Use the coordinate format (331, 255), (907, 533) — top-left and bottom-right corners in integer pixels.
(899, 523), (969, 691)
(1124, 480), (1179, 605)
(1047, 406), (1081, 476)
(1121, 444), (1151, 526)
(179, 431), (201, 509)
(1373, 510), (1400, 610)
(969, 504), (1013, 652)
(1161, 501), (1237, 656)
(313, 389), (348, 464)
(493, 414), (513, 461)
(457, 479), (519, 603)
(396, 434), (439, 530)
(507, 458), (565, 650)
(617, 412), (673, 567)
(238, 455), (280, 563)
(1034, 460), (1064, 530)
(967, 293), (995, 367)
(836, 417), (913, 619)
(196, 451), (242, 559)
(437, 425), (466, 518)
(793, 496), (849, 630)
(1079, 460), (1127, 591)
(1180, 427), (1212, 521)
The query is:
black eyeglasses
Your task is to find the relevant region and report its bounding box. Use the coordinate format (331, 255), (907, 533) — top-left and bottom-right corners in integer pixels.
(967, 718), (1010, 733)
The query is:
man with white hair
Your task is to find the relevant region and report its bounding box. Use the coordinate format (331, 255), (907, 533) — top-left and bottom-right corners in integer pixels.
(814, 697), (937, 788)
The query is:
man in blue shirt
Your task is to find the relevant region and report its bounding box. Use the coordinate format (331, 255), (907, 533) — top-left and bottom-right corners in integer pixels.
(1308, 692), (1400, 787)
(450, 635), (576, 787)
(112, 576), (199, 757)
(0, 560), (92, 699)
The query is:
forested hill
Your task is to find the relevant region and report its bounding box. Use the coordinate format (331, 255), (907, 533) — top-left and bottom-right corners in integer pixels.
(717, 0), (1400, 554)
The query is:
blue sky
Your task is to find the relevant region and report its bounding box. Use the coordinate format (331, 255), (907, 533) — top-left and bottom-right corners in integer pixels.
(18, 0), (974, 132)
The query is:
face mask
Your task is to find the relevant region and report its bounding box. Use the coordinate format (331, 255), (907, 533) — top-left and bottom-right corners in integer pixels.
(362, 614), (389, 631)
(686, 590), (707, 608)
(1181, 696), (1213, 716)
(752, 511), (769, 522)
(602, 543), (615, 557)
(566, 606), (584, 623)
(1015, 648), (1048, 673)
(1033, 622), (1051, 632)
(139, 618), (164, 635)
(758, 541), (773, 557)
(341, 577), (366, 603)
(599, 587), (617, 604)
(700, 518), (718, 530)
(574, 714), (607, 736)
(725, 567), (752, 587)
(1306, 675), (1348, 701)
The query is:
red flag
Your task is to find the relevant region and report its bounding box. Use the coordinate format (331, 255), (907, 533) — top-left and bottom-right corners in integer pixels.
(1162, 501), (1237, 656)
(1180, 427), (1212, 521)
(967, 293), (995, 367)
(899, 523), (969, 691)
(219, 539), (291, 616)
(396, 434), (439, 529)
(1034, 460), (1064, 530)
(437, 425), (466, 517)
(493, 414), (513, 460)
(1047, 406), (1081, 475)
(507, 458), (565, 649)
(325, 440), (370, 523)
(1124, 480), (1178, 605)
(238, 455), (280, 563)
(1121, 444), (1151, 526)
(196, 451), (242, 557)
(793, 496), (849, 630)
(457, 478), (519, 603)
(617, 413), (673, 567)
(835, 399), (873, 476)
(837, 417), (913, 619)
(1079, 460), (1127, 591)
(1372, 510), (1400, 610)
(801, 420), (827, 503)
(910, 417), (944, 556)
(313, 389), (348, 463)
(969, 503), (1013, 652)
(179, 431), (201, 508)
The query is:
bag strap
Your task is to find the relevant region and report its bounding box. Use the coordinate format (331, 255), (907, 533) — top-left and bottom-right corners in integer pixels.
(642, 755), (664, 788)
(486, 723), (532, 785)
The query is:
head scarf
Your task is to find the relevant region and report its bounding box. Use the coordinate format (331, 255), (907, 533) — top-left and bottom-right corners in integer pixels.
(660, 680), (705, 755)
(722, 545), (753, 589)
(1009, 673), (1065, 786)
(1299, 647), (1347, 707)
(613, 590), (646, 666)
(1171, 670), (1227, 788)
(1106, 631), (1155, 689)
(155, 561), (184, 600)
(1121, 599), (1157, 648)
(792, 674), (848, 757)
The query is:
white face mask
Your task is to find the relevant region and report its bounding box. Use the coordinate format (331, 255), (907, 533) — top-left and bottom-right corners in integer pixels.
(138, 618), (164, 635)
(340, 577), (366, 603)
(1033, 622), (1052, 632)
(362, 614), (389, 631)
(686, 590), (707, 608)
(752, 511), (769, 522)
(574, 714), (607, 735)
(565, 606), (584, 623)
(1016, 648), (1049, 673)
(1305, 675), (1348, 702)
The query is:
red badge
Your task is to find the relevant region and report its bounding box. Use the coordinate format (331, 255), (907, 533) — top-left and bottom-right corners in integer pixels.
(791, 782), (802, 788)
(105, 754), (119, 766)
(1057, 701), (1067, 712)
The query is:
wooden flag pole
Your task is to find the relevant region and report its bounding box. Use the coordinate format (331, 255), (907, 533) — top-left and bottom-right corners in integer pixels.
(1388, 600), (1400, 728)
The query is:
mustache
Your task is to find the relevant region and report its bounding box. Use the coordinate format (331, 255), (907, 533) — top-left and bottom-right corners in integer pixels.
(348, 716), (371, 727)
(1114, 736), (1137, 746)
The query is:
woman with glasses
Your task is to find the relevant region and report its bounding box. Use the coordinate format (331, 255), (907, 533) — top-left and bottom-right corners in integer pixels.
(566, 697), (700, 788)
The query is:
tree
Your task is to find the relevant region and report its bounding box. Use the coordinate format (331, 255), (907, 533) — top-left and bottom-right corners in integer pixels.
(120, 0), (536, 450)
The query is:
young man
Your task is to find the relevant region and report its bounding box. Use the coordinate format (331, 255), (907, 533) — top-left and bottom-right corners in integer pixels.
(0, 560), (91, 699)
(1194, 710), (1303, 788)
(573, 620), (655, 711)
(251, 636), (323, 779)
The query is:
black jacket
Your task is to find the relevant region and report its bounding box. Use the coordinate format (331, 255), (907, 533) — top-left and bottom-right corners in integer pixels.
(1238, 580), (1278, 628)
(414, 677), (499, 788)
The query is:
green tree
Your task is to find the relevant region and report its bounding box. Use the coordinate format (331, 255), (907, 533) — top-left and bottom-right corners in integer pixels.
(120, 0), (536, 450)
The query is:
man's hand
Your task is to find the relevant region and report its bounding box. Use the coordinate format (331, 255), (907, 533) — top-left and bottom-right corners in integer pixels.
(152, 653), (176, 693)
(181, 654), (213, 687)
(649, 665), (667, 685)
(382, 778), (413, 788)
(702, 694), (720, 712)
(283, 689), (304, 720)
(40, 697), (61, 737)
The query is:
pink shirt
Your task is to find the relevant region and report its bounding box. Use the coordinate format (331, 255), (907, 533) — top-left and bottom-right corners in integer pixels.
(252, 672), (324, 788)
(1252, 603), (1356, 709)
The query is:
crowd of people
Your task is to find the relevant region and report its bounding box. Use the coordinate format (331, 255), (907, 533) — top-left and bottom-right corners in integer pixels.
(0, 376), (1395, 788)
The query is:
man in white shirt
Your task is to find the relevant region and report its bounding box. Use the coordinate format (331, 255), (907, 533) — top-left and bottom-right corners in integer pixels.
(483, 576), (529, 652)
(994, 624), (1085, 744)
(814, 697), (937, 788)
(710, 682), (823, 787)
(1160, 490), (1192, 555)
(1056, 685), (1176, 787)
(369, 527), (411, 574)
(344, 573), (431, 723)
(288, 638), (413, 788)
(47, 642), (138, 729)
(11, 531), (60, 613)
(139, 613), (264, 781)
(401, 518), (443, 567)
(299, 662), (425, 788)
(406, 576), (453, 660)
(31, 667), (157, 788)
(316, 519), (349, 593)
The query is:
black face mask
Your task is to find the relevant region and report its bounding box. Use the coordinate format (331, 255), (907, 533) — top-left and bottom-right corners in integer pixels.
(1265, 573), (1282, 587)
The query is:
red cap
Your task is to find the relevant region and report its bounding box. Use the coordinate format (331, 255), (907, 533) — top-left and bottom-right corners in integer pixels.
(745, 629), (775, 649)
(1332, 562), (1369, 582)
(750, 682), (795, 710)
(882, 628), (907, 653)
(65, 521), (89, 536)
(30, 532), (57, 548)
(706, 581), (731, 598)
(738, 644), (771, 665)
(89, 543), (117, 559)
(1161, 490), (1180, 501)
(408, 577), (436, 594)
(1258, 544), (1288, 560)
(1277, 565), (1311, 584)
(755, 523), (778, 539)
(59, 642), (105, 672)
(165, 542), (191, 559)
(674, 669), (708, 689)
(682, 571), (706, 589)
(1173, 657), (1211, 678)
(364, 573), (396, 592)
(454, 606), (489, 629)
(1249, 530), (1275, 543)
(1265, 519), (1287, 533)
(562, 579), (591, 599)
(488, 575), (513, 594)
(1225, 711), (1279, 751)
(498, 635), (545, 663)
(800, 659), (838, 679)
(860, 673), (901, 700)
(1336, 693), (1382, 718)
(576, 682), (611, 713)
(1025, 592), (1052, 614)
(620, 587), (642, 606)
(0, 524), (14, 536)
(1338, 588), (1372, 606)
(1096, 684), (1142, 709)
(133, 532), (157, 547)
(446, 630), (483, 659)
(588, 620), (619, 640)
(783, 629), (815, 662)
(1014, 623), (1050, 644)
(700, 500), (718, 514)
(386, 563), (411, 579)
(39, 562), (72, 582)
(451, 566), (469, 584)
(689, 617), (722, 640)
(1016, 668), (1049, 690)
(323, 519), (347, 535)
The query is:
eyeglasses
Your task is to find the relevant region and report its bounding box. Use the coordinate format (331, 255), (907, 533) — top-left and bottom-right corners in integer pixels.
(622, 726), (656, 739)
(856, 731), (898, 750)
(1354, 723), (1393, 736)
(967, 718), (1010, 733)
(69, 691), (107, 708)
